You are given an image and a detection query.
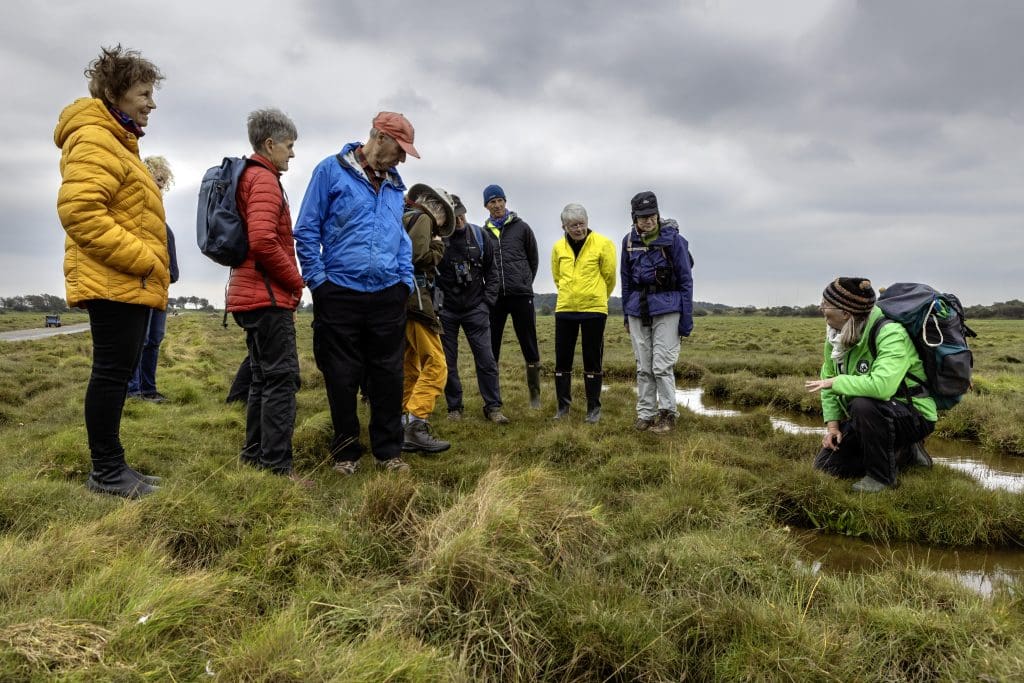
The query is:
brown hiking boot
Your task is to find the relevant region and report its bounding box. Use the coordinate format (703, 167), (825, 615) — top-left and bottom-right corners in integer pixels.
(486, 409), (510, 424)
(633, 416), (655, 431)
(649, 409), (677, 434)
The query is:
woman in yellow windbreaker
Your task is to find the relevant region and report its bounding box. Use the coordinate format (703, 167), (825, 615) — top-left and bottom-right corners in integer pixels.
(550, 203), (617, 423)
(54, 45), (169, 499)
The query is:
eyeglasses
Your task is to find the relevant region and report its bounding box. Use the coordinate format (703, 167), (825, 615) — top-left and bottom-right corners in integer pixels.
(564, 221), (586, 230)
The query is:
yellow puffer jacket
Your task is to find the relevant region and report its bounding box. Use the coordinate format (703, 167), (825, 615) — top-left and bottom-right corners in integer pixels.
(551, 230), (617, 314)
(54, 98), (169, 309)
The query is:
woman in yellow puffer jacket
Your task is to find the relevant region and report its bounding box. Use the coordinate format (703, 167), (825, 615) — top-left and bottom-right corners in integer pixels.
(550, 203), (617, 424)
(54, 45), (169, 499)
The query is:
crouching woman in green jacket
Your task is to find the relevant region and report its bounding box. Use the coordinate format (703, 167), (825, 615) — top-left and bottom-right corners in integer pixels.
(805, 277), (936, 493)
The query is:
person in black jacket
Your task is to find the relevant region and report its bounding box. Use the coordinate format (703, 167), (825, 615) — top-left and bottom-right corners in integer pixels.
(481, 184), (542, 409)
(437, 195), (509, 424)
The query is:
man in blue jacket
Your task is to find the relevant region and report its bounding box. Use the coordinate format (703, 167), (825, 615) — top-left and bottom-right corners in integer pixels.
(293, 112), (417, 474)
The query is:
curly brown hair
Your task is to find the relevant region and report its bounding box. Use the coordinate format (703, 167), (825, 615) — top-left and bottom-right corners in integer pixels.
(85, 44), (165, 105)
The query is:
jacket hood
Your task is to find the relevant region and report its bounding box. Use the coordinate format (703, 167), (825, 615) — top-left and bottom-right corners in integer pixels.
(54, 98), (138, 153)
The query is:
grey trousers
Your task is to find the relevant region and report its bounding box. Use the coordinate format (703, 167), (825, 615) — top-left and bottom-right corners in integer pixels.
(628, 313), (680, 419)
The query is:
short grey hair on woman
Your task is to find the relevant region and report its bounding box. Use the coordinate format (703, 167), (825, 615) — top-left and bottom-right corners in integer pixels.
(560, 203), (588, 226)
(247, 108), (298, 152)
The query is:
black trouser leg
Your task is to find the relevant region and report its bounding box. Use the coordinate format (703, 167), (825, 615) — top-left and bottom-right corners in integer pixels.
(464, 303), (502, 413)
(488, 297), (510, 364)
(85, 299), (150, 475)
(234, 308), (300, 474)
(440, 311), (463, 412)
(554, 315), (580, 409)
(226, 355), (252, 403)
(580, 315), (606, 410)
(507, 295), (540, 364)
(813, 397), (934, 486)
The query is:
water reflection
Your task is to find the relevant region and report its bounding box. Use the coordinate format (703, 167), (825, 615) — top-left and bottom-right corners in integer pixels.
(796, 531), (1024, 597)
(675, 386), (1024, 493)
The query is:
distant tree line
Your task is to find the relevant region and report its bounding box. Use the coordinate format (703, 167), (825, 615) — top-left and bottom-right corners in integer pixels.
(0, 294), (214, 313)
(533, 296), (1024, 320)
(4, 293), (1021, 319)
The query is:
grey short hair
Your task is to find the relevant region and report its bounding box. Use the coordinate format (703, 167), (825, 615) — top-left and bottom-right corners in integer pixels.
(560, 203), (588, 226)
(247, 108), (298, 152)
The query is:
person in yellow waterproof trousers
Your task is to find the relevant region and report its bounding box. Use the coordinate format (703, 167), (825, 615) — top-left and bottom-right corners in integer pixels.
(401, 184), (455, 453)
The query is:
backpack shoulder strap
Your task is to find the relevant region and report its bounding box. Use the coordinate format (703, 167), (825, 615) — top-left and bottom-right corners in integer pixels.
(867, 316), (894, 359)
(471, 223), (484, 250)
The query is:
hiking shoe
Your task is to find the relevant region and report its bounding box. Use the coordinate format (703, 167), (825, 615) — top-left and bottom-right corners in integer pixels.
(333, 460), (360, 476)
(633, 417), (655, 431)
(402, 420), (451, 453)
(447, 409), (463, 421)
(486, 409), (510, 424)
(141, 391), (168, 404)
(649, 410), (677, 434)
(852, 475), (888, 493)
(127, 391), (144, 400)
(378, 457), (411, 472)
(552, 405), (570, 421)
(910, 441), (933, 468)
(584, 407), (601, 424)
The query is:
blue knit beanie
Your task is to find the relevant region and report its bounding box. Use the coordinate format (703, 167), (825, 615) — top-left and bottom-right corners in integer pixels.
(483, 184), (506, 205)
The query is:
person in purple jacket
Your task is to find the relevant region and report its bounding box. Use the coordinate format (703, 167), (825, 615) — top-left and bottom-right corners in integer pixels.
(620, 191), (694, 433)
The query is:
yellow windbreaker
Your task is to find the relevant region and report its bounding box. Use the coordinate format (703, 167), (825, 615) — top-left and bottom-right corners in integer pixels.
(551, 231), (617, 314)
(54, 98), (169, 309)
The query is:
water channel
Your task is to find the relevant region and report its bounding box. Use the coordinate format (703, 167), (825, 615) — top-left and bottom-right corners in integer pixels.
(675, 387), (1024, 493)
(674, 386), (1024, 595)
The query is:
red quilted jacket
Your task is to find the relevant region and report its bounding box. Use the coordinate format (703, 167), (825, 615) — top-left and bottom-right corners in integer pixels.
(226, 154), (304, 312)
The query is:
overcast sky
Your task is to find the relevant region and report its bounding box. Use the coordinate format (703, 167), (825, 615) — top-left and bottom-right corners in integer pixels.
(4, 0), (1022, 307)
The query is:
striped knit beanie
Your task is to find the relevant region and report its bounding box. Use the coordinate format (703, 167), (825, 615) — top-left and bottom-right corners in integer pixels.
(823, 277), (876, 315)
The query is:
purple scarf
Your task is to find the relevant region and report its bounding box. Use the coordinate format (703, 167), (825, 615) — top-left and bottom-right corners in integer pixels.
(106, 104), (145, 138)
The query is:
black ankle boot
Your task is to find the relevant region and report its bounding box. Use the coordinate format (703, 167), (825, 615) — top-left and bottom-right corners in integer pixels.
(87, 453), (159, 499)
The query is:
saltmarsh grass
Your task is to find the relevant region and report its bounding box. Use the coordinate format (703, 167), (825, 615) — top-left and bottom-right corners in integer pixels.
(0, 312), (1022, 679)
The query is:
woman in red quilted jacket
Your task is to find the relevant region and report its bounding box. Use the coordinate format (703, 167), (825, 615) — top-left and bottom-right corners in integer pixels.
(226, 108), (308, 483)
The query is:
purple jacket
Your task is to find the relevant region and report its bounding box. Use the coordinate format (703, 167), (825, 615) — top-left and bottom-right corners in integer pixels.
(620, 219), (693, 336)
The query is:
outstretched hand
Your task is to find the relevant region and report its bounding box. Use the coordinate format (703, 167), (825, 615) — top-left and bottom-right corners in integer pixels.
(804, 378), (834, 394)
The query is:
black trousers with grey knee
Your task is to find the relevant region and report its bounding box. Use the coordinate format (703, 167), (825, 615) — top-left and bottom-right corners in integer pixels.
(813, 396), (934, 486)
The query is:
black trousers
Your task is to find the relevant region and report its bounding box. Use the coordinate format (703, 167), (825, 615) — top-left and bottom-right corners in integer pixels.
(441, 303), (502, 414)
(489, 294), (540, 364)
(85, 299), (150, 467)
(554, 314), (606, 375)
(814, 397), (935, 487)
(233, 308), (300, 474)
(312, 281), (407, 462)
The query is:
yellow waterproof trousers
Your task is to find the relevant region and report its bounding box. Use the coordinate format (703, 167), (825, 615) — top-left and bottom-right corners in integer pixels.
(403, 320), (448, 419)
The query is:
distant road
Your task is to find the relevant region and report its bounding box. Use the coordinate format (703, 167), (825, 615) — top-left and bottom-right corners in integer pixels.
(0, 323), (90, 342)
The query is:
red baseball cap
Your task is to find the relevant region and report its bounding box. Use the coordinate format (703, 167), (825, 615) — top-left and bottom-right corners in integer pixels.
(372, 111), (420, 159)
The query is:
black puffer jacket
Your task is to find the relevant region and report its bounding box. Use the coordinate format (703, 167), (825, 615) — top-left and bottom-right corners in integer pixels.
(482, 212), (538, 297)
(437, 224), (498, 313)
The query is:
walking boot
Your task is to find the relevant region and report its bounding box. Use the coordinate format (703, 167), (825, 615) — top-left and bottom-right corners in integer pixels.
(127, 467), (162, 486)
(553, 370), (572, 420)
(402, 419), (451, 453)
(526, 362), (542, 410)
(852, 475), (888, 493)
(909, 441), (933, 468)
(87, 453), (159, 499)
(583, 371), (602, 424)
